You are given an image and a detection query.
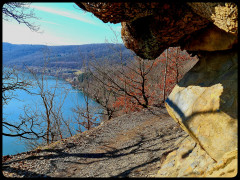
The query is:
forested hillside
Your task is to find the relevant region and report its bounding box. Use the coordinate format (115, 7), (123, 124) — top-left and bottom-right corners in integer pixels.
(2, 42), (134, 69)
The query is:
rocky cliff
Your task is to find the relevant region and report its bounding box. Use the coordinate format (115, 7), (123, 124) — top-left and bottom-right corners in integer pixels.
(76, 2), (238, 177)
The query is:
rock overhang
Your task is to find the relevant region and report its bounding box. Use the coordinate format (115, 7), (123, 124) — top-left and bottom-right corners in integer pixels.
(76, 2), (238, 60)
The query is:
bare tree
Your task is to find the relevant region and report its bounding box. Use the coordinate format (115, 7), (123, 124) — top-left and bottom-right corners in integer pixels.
(2, 2), (40, 32)
(2, 67), (46, 140)
(76, 48), (119, 120)
(88, 54), (157, 113)
(72, 64), (101, 132)
(2, 67), (32, 105)
(175, 48), (180, 84)
(18, 48), (73, 147)
(162, 49), (168, 102)
(2, 107), (45, 140)
(73, 26), (158, 115)
(27, 70), (71, 145)
(91, 81), (117, 120)
(90, 27), (159, 113)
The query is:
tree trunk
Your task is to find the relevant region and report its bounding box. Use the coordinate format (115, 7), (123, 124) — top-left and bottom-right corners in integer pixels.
(163, 49), (168, 101)
(175, 48), (179, 84)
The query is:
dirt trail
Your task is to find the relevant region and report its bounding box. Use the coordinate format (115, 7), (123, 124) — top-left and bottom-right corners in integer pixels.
(2, 107), (187, 177)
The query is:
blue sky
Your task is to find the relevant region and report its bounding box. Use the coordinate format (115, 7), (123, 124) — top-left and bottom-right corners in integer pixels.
(3, 2), (123, 45)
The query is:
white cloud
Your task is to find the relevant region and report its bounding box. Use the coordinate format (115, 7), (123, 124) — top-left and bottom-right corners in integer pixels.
(2, 21), (82, 45)
(38, 20), (61, 26)
(31, 4), (97, 25)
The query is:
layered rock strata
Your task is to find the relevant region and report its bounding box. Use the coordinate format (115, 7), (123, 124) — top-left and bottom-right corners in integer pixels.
(76, 2), (238, 177)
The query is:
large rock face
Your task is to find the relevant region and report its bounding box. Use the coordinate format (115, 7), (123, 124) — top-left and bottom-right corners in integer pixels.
(165, 48), (238, 162)
(76, 2), (238, 177)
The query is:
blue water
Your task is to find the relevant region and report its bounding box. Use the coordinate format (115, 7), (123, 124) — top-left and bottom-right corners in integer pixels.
(2, 70), (101, 156)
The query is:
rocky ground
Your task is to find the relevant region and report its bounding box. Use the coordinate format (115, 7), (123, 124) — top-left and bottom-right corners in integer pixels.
(2, 107), (187, 178)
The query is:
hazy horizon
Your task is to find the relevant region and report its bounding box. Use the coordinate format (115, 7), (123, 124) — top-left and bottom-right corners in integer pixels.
(3, 41), (124, 46)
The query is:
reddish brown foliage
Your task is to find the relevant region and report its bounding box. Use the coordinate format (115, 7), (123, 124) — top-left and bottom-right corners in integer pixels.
(112, 47), (198, 113)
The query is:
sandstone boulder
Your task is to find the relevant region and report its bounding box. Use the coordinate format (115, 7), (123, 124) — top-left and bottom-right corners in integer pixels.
(165, 48), (238, 162)
(156, 136), (237, 177)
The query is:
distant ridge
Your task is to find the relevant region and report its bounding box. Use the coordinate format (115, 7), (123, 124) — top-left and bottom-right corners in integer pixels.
(2, 42), (134, 69)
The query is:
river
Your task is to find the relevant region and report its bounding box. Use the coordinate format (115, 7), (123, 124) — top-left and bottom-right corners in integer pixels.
(2, 69), (101, 156)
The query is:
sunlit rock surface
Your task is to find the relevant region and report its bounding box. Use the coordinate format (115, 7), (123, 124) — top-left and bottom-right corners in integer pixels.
(165, 49), (238, 161)
(162, 48), (238, 177)
(187, 2), (238, 35)
(156, 136), (237, 177)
